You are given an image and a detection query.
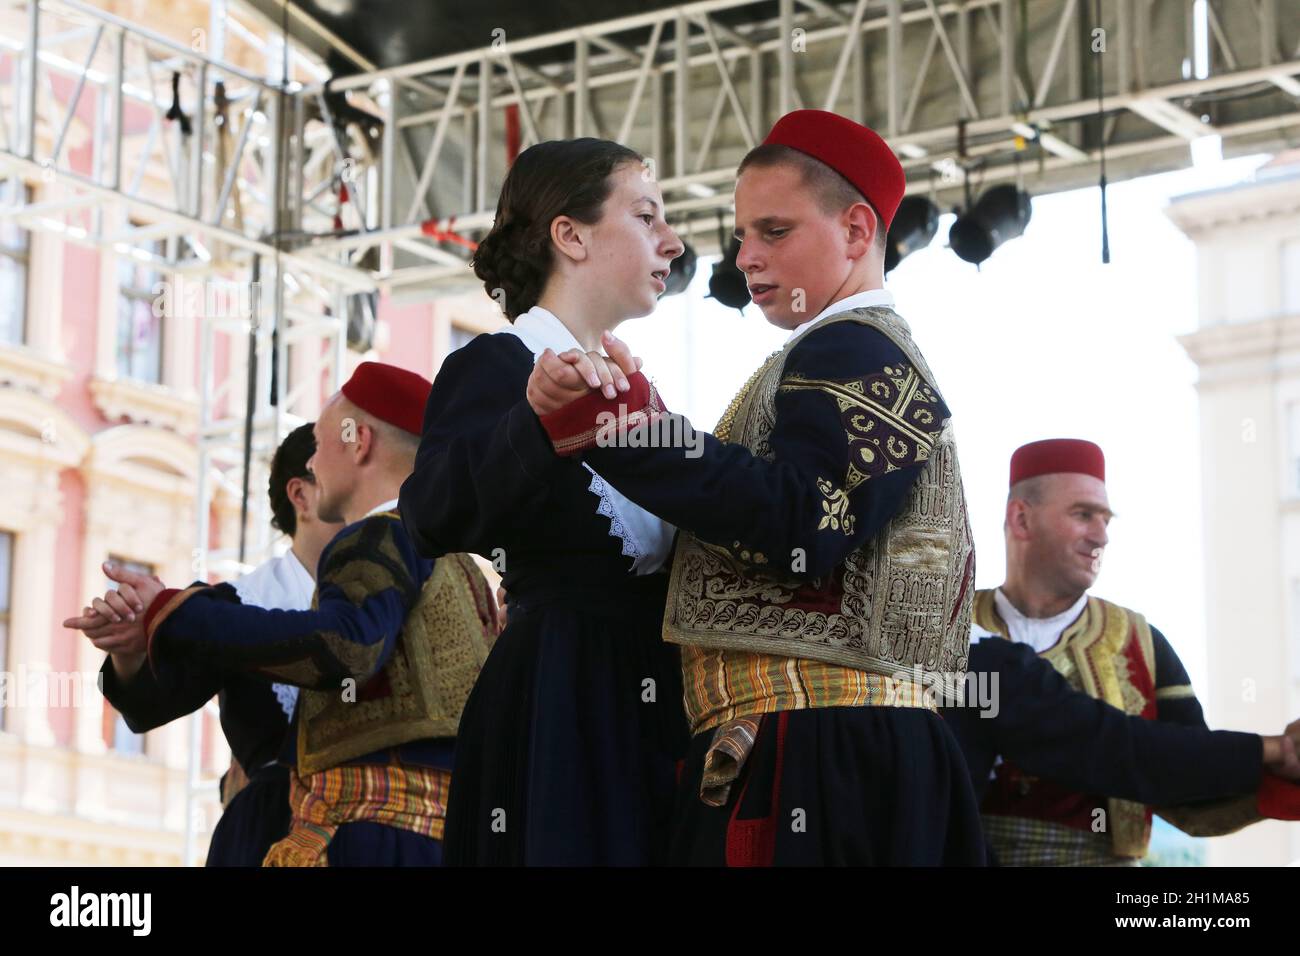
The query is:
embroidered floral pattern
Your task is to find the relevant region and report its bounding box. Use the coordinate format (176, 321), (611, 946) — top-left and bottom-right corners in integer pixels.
(781, 361), (945, 492)
(664, 309), (973, 683)
(816, 478), (855, 535)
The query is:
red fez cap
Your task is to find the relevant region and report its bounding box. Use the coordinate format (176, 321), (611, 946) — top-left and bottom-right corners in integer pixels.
(761, 109), (906, 229)
(1010, 438), (1105, 486)
(340, 361), (432, 436)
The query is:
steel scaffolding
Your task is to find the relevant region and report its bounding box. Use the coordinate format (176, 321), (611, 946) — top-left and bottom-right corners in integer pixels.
(281, 0), (1300, 278)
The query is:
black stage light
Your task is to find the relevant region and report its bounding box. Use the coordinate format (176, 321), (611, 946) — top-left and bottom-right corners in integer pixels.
(707, 237), (750, 310)
(884, 196), (940, 274)
(948, 184), (1032, 266)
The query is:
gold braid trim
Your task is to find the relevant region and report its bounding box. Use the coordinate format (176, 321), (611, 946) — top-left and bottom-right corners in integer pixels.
(714, 349), (784, 442)
(1156, 794), (1262, 838)
(296, 551), (494, 774)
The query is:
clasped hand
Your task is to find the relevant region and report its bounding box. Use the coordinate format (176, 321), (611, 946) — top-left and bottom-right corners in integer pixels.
(526, 330), (643, 417)
(61, 561), (166, 659)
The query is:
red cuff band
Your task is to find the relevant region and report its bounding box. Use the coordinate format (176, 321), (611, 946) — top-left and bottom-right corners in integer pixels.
(143, 587), (180, 674)
(143, 588), (180, 637)
(1258, 771), (1300, 820)
(538, 371), (666, 457)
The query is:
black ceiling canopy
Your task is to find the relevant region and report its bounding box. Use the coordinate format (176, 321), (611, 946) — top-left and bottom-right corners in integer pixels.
(249, 0), (776, 76)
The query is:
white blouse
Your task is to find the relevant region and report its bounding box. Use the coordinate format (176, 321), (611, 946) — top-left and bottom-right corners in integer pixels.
(232, 548), (316, 720)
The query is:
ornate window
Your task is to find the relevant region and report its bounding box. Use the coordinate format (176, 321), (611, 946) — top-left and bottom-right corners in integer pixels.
(0, 180), (30, 346)
(1283, 238), (1300, 318)
(0, 530), (11, 731)
(1289, 401), (1300, 499)
(115, 232), (165, 384)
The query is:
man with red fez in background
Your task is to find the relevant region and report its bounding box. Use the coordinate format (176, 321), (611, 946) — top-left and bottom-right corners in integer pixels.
(66, 362), (497, 866)
(527, 110), (984, 864)
(968, 437), (1300, 864)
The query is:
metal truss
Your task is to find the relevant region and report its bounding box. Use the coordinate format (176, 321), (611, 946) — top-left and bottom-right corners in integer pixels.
(0, 0), (372, 567)
(286, 0), (1300, 286)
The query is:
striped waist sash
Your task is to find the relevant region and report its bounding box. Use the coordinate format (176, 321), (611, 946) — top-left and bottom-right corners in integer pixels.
(982, 815), (1137, 867)
(262, 763), (451, 867)
(697, 672), (936, 807)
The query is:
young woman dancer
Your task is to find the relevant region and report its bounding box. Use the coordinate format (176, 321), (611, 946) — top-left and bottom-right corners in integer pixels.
(398, 138), (689, 865)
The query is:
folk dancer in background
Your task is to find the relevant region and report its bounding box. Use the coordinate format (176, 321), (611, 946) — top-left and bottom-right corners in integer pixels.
(74, 423), (341, 865)
(967, 438), (1300, 865)
(67, 362), (496, 866)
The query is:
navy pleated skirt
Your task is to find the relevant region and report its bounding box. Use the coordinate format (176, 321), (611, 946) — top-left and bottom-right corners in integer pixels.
(442, 573), (689, 866)
(670, 706), (989, 866)
(205, 764), (291, 867)
(325, 822), (443, 866)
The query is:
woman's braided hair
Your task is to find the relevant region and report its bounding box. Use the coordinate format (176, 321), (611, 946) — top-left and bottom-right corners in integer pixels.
(473, 138), (643, 320)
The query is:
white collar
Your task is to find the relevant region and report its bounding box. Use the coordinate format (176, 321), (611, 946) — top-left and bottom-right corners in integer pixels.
(785, 289), (896, 345)
(283, 547), (311, 580)
(498, 305), (585, 359)
(232, 548), (315, 610)
(992, 588), (1090, 654)
(365, 498), (400, 518)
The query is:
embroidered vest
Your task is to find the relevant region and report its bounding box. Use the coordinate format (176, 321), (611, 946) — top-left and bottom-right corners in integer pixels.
(296, 551), (495, 774)
(662, 307), (975, 680)
(974, 589), (1159, 859)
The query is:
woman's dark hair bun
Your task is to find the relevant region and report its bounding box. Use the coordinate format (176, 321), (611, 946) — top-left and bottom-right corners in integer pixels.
(472, 219), (547, 321)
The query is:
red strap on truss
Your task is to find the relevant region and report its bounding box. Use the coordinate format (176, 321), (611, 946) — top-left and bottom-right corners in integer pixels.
(420, 216), (478, 252)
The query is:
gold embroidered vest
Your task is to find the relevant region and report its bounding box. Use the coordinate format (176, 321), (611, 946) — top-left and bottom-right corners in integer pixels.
(296, 552), (495, 774)
(663, 306), (975, 680)
(973, 589), (1158, 859)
